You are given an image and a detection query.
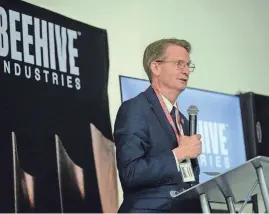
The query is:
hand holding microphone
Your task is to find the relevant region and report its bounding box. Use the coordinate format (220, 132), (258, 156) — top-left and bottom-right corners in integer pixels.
(178, 134), (202, 159)
(172, 105), (202, 161)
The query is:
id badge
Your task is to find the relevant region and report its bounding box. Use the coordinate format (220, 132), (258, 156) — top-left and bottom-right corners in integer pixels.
(179, 159), (195, 182)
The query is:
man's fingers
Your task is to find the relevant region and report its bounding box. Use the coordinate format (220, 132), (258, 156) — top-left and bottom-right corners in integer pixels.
(195, 134), (201, 139)
(195, 140), (202, 147)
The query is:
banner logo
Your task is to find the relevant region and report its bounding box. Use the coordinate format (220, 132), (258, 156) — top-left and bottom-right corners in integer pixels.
(0, 7), (81, 90)
(197, 120), (230, 169)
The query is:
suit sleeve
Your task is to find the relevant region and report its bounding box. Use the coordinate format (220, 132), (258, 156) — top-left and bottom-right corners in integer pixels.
(114, 100), (179, 189)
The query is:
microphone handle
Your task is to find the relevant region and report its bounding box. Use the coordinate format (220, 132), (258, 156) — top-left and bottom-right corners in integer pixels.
(189, 115), (197, 136)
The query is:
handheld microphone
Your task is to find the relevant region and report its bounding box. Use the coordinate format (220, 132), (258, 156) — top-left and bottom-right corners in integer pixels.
(187, 105), (199, 136)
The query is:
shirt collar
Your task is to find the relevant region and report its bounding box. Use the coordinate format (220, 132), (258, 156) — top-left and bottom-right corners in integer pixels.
(160, 94), (177, 113)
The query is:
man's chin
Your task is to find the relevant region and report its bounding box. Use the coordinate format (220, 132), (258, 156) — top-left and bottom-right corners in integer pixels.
(177, 85), (187, 93)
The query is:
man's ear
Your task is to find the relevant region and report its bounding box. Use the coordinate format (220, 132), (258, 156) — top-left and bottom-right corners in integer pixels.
(150, 61), (160, 77)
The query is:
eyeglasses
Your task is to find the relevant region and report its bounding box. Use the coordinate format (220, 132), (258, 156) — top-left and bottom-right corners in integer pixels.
(155, 60), (195, 72)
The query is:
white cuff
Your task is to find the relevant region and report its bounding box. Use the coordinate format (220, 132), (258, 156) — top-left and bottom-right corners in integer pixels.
(172, 150), (180, 171)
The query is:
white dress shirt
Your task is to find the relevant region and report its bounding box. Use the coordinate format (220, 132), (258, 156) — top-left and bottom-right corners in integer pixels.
(160, 94), (183, 171)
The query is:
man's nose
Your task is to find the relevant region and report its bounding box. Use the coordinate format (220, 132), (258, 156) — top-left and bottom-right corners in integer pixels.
(181, 66), (190, 76)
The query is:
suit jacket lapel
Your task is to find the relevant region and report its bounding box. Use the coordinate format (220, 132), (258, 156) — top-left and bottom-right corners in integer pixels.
(144, 86), (176, 142)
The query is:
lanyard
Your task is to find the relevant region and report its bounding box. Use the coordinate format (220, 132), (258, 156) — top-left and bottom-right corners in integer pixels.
(151, 84), (182, 144)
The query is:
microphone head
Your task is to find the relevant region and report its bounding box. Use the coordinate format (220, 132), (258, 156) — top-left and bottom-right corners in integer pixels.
(187, 105), (199, 116)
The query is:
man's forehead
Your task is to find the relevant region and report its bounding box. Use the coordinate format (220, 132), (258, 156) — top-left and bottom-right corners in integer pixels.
(164, 44), (190, 59)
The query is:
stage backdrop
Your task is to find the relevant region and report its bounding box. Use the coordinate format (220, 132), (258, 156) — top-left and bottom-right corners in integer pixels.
(0, 1), (118, 213)
(119, 75), (247, 184)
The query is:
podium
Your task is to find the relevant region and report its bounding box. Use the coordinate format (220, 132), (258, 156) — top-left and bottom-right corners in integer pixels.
(171, 156), (269, 213)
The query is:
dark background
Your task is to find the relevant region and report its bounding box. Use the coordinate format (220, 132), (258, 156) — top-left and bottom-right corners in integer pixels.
(0, 0), (112, 212)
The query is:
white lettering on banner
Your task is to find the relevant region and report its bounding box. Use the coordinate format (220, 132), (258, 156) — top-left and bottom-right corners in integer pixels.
(0, 6), (81, 90)
(197, 120), (231, 169)
(34, 18), (49, 68)
(9, 10), (22, 61)
(4, 60), (80, 88)
(0, 7), (8, 57)
(22, 14), (34, 65)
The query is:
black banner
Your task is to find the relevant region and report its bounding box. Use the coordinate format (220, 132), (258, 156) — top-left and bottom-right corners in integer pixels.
(0, 1), (117, 212)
